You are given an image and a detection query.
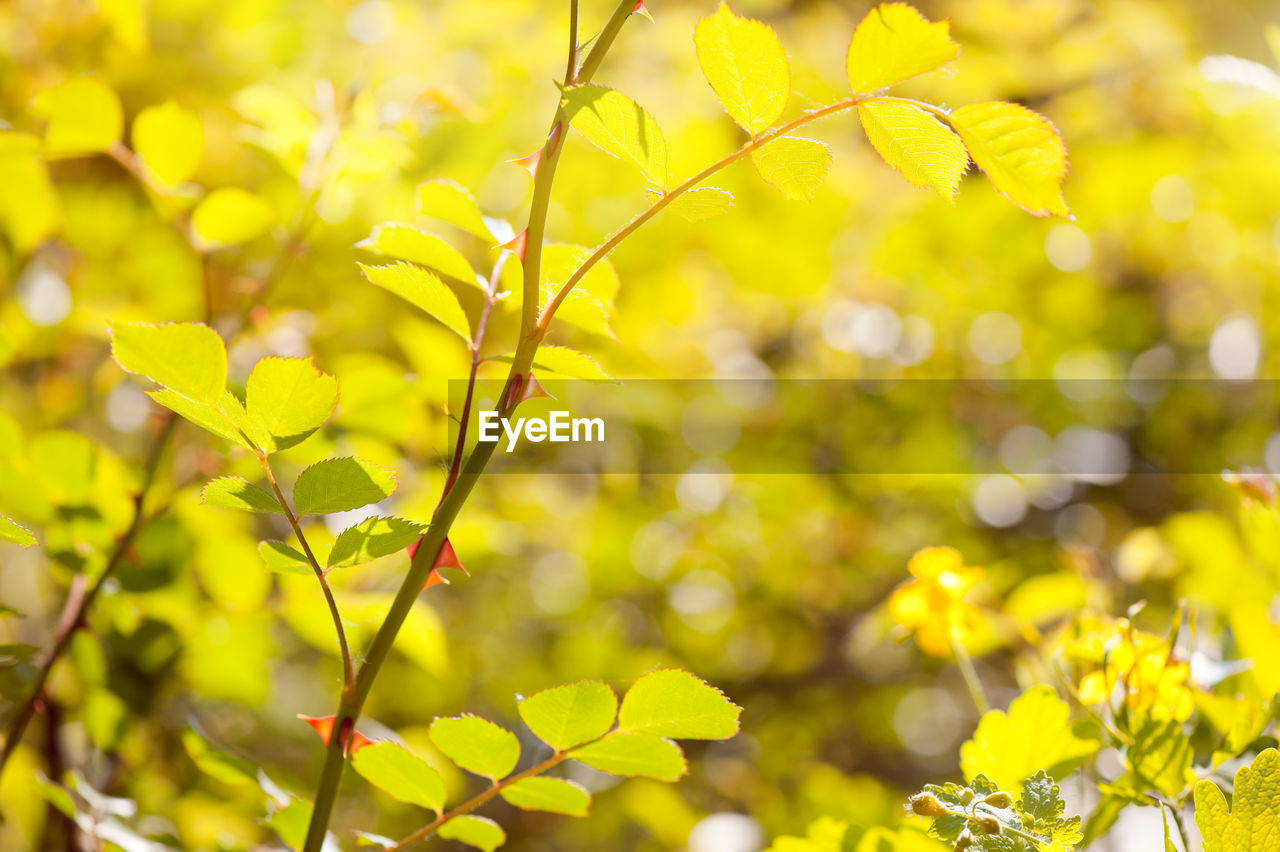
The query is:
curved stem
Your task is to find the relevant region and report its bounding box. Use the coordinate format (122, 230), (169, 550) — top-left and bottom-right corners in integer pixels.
(950, 631), (990, 715)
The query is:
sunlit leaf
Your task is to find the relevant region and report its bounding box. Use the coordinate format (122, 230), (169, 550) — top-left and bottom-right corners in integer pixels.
(360, 262), (472, 344)
(438, 815), (506, 852)
(694, 3), (790, 135)
(858, 100), (968, 199)
(258, 540), (312, 575)
(293, 457), (397, 515)
(562, 85), (668, 187)
(949, 101), (1071, 217)
(499, 777), (590, 816)
(181, 727), (258, 787)
(417, 179), (494, 241)
(429, 715), (520, 780)
(147, 389), (255, 449)
(245, 357), (339, 452)
(33, 78), (123, 156)
(518, 681), (618, 751)
(352, 742), (447, 814)
(133, 100), (204, 185)
(191, 187), (275, 248)
(201, 476), (284, 514)
(662, 186), (734, 222)
(750, 136), (831, 200)
(0, 133), (61, 252)
(1195, 748), (1280, 852)
(571, 732), (687, 781)
(359, 223), (479, 286)
(528, 346), (615, 381)
(846, 3), (959, 94)
(959, 686), (1100, 793)
(0, 515), (36, 548)
(328, 516), (425, 568)
(618, 669), (741, 740)
(110, 321), (227, 403)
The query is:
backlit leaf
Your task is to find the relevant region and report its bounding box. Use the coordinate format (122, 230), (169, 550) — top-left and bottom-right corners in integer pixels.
(181, 727), (257, 787)
(694, 3), (790, 135)
(360, 262), (471, 343)
(959, 686), (1100, 793)
(429, 715), (520, 779)
(33, 78), (123, 156)
(518, 681), (618, 750)
(949, 101), (1071, 217)
(750, 136), (831, 200)
(359, 223), (478, 286)
(201, 476), (284, 514)
(0, 132), (61, 252)
(133, 100), (204, 185)
(0, 514), (36, 548)
(651, 186), (734, 222)
(858, 100), (968, 199)
(191, 187), (275, 248)
(147, 389), (255, 449)
(531, 346), (615, 381)
(1195, 748), (1280, 852)
(293, 457), (397, 515)
(846, 3), (959, 94)
(562, 85), (668, 187)
(571, 732), (687, 781)
(417, 179), (494, 241)
(499, 777), (590, 816)
(352, 742), (447, 814)
(618, 669), (741, 740)
(438, 815), (506, 852)
(258, 540), (312, 574)
(245, 357), (339, 451)
(111, 321), (227, 403)
(328, 516), (425, 568)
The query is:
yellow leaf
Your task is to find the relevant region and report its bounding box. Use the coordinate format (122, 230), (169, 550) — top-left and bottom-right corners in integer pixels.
(750, 136), (831, 201)
(133, 100), (204, 185)
(191, 188), (275, 248)
(649, 186), (734, 222)
(360, 262), (471, 344)
(562, 85), (667, 188)
(0, 133), (61, 252)
(857, 100), (968, 199)
(694, 3), (790, 135)
(33, 78), (123, 157)
(949, 101), (1071, 217)
(846, 3), (959, 94)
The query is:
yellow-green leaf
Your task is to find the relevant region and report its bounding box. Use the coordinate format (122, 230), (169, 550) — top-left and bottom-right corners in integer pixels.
(618, 669), (741, 740)
(0, 133), (61, 252)
(438, 816), (505, 852)
(571, 732), (687, 781)
(531, 346), (615, 381)
(429, 715), (520, 780)
(518, 681), (618, 751)
(857, 100), (968, 199)
(1195, 748), (1280, 852)
(846, 3), (959, 94)
(417, 179), (494, 241)
(33, 78), (123, 156)
(328, 516), (424, 568)
(245, 357), (339, 452)
(650, 186), (734, 222)
(959, 686), (1100, 793)
(132, 100), (204, 185)
(562, 85), (667, 188)
(949, 101), (1071, 217)
(147, 389), (255, 449)
(750, 136), (831, 200)
(0, 514), (36, 548)
(360, 262), (471, 344)
(352, 742), (447, 814)
(201, 476), (284, 514)
(358, 223), (479, 286)
(293, 457), (398, 515)
(258, 540), (312, 575)
(191, 188), (275, 248)
(694, 3), (790, 135)
(110, 322), (227, 403)
(499, 777), (590, 816)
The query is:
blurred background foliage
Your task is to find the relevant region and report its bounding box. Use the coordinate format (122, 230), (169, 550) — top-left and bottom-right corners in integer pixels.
(3, 0), (1280, 850)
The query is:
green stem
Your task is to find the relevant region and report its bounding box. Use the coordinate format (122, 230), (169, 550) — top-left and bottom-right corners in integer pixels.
(950, 631), (990, 715)
(943, 803), (1049, 848)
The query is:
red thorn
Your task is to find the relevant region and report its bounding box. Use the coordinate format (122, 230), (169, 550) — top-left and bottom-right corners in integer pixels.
(509, 149), (541, 181)
(497, 228), (528, 262)
(521, 371), (555, 402)
(299, 714), (375, 755)
(299, 714), (336, 746)
(632, 1), (653, 22)
(422, 538), (468, 591)
(407, 537), (421, 561)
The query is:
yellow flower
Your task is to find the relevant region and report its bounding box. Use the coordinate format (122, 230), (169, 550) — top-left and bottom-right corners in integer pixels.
(1076, 621), (1195, 722)
(889, 547), (985, 657)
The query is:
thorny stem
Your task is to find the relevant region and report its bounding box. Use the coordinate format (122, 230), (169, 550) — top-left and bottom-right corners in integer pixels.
(259, 455), (355, 690)
(950, 631), (990, 715)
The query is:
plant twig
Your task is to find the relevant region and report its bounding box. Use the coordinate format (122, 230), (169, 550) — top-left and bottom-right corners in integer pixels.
(950, 631), (990, 715)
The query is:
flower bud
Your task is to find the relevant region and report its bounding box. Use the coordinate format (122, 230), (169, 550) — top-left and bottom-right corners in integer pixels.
(954, 829), (974, 851)
(957, 787), (975, 805)
(909, 793), (948, 817)
(982, 791), (1014, 809)
(975, 815), (1002, 835)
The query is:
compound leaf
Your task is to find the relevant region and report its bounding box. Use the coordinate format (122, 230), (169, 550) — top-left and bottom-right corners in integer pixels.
(360, 261), (471, 344)
(518, 681), (618, 751)
(846, 3), (959, 94)
(562, 85), (667, 188)
(429, 716), (520, 780)
(358, 223), (479, 286)
(617, 669), (741, 740)
(949, 101), (1071, 217)
(571, 732), (687, 781)
(694, 3), (790, 134)
(499, 777), (590, 816)
(858, 100), (968, 199)
(111, 321), (227, 404)
(749, 136), (831, 200)
(245, 357), (339, 452)
(201, 476), (284, 514)
(293, 457), (397, 515)
(352, 742), (447, 814)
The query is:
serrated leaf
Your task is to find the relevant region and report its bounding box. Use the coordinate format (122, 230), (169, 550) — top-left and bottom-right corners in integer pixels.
(147, 389), (255, 449)
(694, 3), (790, 135)
(518, 681), (618, 751)
(1129, 717), (1194, 799)
(749, 136), (832, 200)
(539, 244), (619, 337)
(191, 187), (275, 248)
(531, 346), (615, 381)
(359, 223), (478, 286)
(959, 686), (1100, 793)
(293, 457), (397, 515)
(33, 78), (123, 156)
(1018, 770), (1083, 848)
(352, 742), (447, 814)
(0, 514), (36, 547)
(328, 516), (425, 568)
(111, 322), (227, 403)
(258, 540), (312, 574)
(499, 777), (590, 816)
(617, 669), (741, 740)
(245, 357), (338, 452)
(200, 476), (284, 514)
(650, 186), (734, 222)
(181, 727), (257, 787)
(416, 180), (493, 241)
(133, 100), (203, 185)
(949, 101), (1070, 217)
(846, 3), (959, 94)
(562, 85), (667, 187)
(438, 815), (506, 852)
(360, 262), (471, 344)
(571, 732), (687, 781)
(857, 100), (968, 199)
(429, 716), (520, 779)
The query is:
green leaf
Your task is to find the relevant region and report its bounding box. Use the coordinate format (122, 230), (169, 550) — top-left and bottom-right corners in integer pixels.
(959, 686), (1100, 793)
(132, 100), (203, 185)
(30, 431), (94, 506)
(327, 516), (424, 568)
(200, 476), (284, 514)
(352, 742), (447, 814)
(540, 244), (620, 338)
(258, 540), (312, 575)
(1129, 717), (1194, 799)
(845, 3), (959, 94)
(750, 136), (832, 201)
(694, 3), (791, 135)
(111, 322), (227, 403)
(0, 514), (36, 548)
(571, 732), (687, 781)
(499, 777), (590, 816)
(617, 669), (741, 740)
(147, 389), (255, 449)
(0, 132), (61, 252)
(33, 78), (123, 156)
(661, 186), (734, 222)
(268, 800), (312, 851)
(948, 102), (1071, 217)
(518, 681), (618, 751)
(429, 715), (520, 780)
(191, 187), (275, 248)
(532, 346), (615, 381)
(562, 85), (668, 188)
(245, 357), (339, 451)
(181, 727), (258, 787)
(438, 815), (506, 852)
(358, 223), (479, 286)
(416, 179), (494, 241)
(858, 100), (968, 199)
(360, 262), (471, 344)
(1018, 770), (1084, 849)
(293, 457), (397, 515)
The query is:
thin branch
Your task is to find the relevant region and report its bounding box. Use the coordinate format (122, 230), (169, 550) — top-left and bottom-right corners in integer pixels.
(950, 631), (990, 715)
(565, 0), (580, 84)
